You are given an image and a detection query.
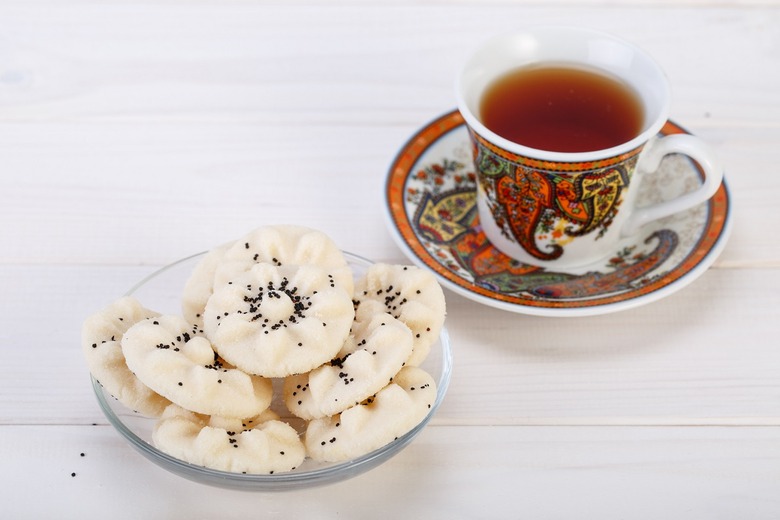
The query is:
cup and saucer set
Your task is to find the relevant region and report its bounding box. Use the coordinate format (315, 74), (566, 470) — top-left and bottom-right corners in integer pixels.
(384, 28), (732, 317)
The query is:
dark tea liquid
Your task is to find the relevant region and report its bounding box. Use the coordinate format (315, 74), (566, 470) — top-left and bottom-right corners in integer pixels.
(479, 65), (644, 153)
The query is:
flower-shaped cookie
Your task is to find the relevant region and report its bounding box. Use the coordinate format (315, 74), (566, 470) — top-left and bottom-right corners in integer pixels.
(181, 242), (232, 329)
(213, 225), (354, 296)
(153, 405), (305, 474)
(81, 296), (170, 417)
(121, 314), (273, 418)
(353, 264), (446, 366)
(304, 366), (437, 462)
(203, 263), (354, 377)
(283, 310), (414, 420)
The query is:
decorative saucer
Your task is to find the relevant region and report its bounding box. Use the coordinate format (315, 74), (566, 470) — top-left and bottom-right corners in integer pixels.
(384, 110), (732, 317)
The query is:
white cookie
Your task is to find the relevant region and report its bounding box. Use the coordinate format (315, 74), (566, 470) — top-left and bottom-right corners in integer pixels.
(181, 242), (232, 329)
(213, 225), (354, 296)
(203, 263), (354, 378)
(153, 405), (305, 474)
(121, 314), (272, 418)
(304, 366), (437, 462)
(283, 311), (413, 420)
(81, 296), (170, 417)
(353, 264), (446, 366)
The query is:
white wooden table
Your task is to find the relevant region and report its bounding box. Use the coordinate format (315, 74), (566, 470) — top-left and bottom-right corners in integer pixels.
(2, 2), (779, 518)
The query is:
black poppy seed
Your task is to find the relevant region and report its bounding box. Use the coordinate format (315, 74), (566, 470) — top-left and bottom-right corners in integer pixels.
(244, 242), (249, 249)
(280, 451), (285, 455)
(71, 472), (76, 477)
(91, 343), (97, 349)
(321, 441), (326, 445)
(178, 382), (183, 386)
(217, 379), (222, 384)
(80, 453), (85, 457)
(298, 400), (302, 405)
(153, 321), (159, 325)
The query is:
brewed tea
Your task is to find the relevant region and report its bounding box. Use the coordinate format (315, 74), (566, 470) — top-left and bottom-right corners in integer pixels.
(479, 65), (644, 153)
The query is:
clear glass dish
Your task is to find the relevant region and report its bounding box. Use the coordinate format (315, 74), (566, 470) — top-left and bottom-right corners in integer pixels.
(91, 251), (453, 491)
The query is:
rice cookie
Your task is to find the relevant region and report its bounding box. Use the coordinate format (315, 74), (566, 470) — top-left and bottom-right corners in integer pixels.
(283, 311), (413, 420)
(122, 314), (272, 418)
(213, 225), (354, 296)
(153, 405), (305, 474)
(304, 366), (437, 462)
(203, 263), (354, 378)
(81, 296), (170, 417)
(353, 264), (446, 366)
(181, 241), (233, 329)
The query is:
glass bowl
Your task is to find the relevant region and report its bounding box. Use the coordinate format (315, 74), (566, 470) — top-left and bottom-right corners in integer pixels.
(91, 251), (452, 491)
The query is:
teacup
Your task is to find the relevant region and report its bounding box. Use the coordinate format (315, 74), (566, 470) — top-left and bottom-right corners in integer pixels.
(456, 26), (723, 268)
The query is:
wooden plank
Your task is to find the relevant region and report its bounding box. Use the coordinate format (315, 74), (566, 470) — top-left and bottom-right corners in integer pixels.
(2, 424), (779, 519)
(0, 118), (776, 266)
(3, 264), (779, 425)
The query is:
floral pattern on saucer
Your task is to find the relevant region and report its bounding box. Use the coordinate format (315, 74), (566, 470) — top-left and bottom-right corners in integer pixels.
(385, 110), (731, 316)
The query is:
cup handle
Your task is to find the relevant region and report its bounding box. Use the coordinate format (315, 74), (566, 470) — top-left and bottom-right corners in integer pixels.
(621, 134), (724, 237)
